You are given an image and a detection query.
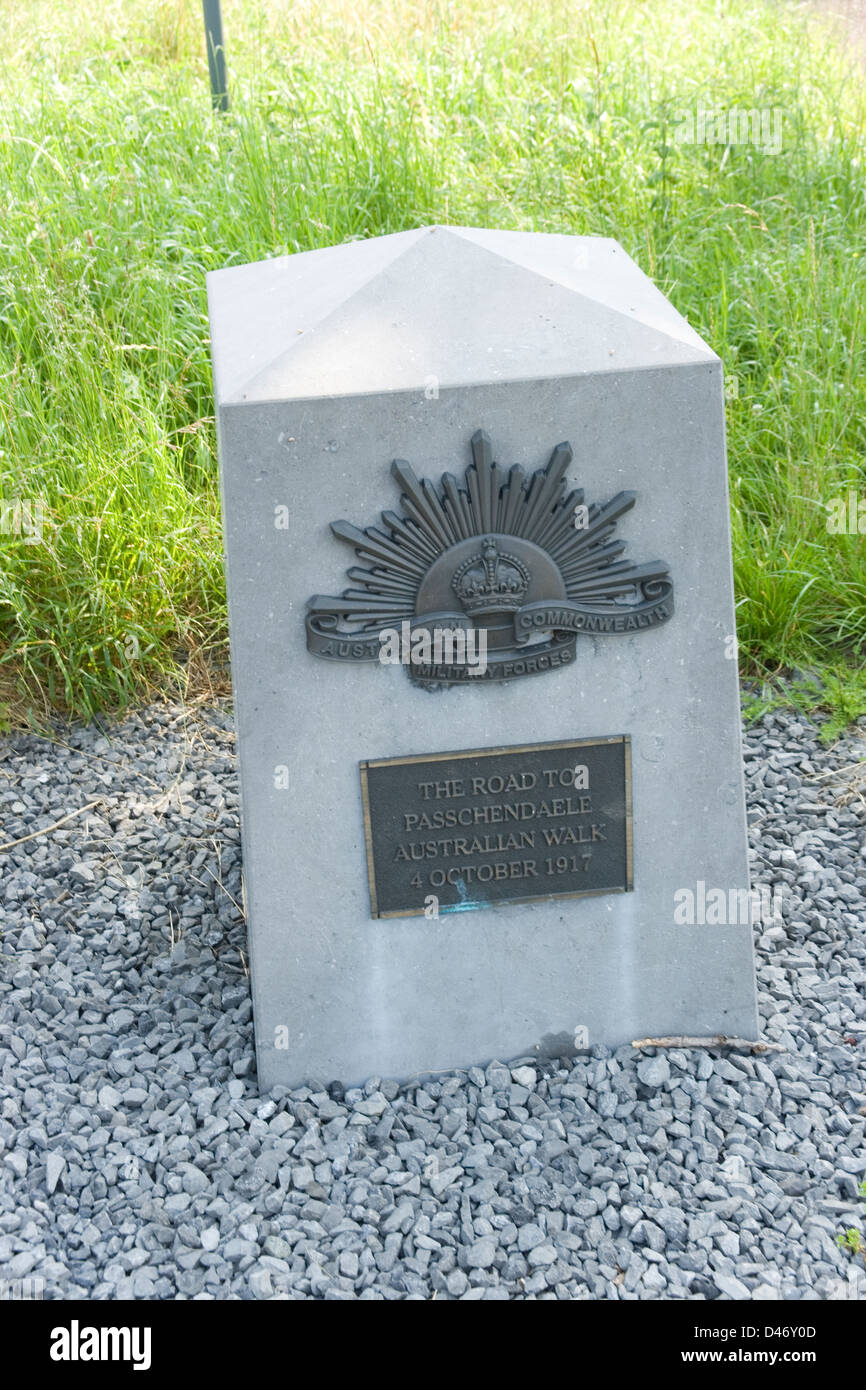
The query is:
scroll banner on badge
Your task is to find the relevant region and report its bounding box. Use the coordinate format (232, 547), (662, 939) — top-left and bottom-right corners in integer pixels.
(513, 580), (674, 644)
(304, 611), (472, 662)
(305, 580), (673, 664)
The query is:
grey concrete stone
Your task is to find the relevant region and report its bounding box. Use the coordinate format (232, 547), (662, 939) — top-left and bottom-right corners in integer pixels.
(207, 224), (758, 1089)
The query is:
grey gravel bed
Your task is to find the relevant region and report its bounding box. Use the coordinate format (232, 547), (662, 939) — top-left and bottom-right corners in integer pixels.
(0, 700), (864, 1301)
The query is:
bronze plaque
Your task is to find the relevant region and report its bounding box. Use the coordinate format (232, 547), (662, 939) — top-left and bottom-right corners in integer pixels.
(360, 736), (632, 919)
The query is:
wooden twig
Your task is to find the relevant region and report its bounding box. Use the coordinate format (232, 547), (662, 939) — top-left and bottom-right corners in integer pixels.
(0, 800), (102, 853)
(632, 1035), (784, 1052)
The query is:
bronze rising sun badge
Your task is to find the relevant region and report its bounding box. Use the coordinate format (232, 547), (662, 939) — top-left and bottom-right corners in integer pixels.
(305, 431), (674, 684)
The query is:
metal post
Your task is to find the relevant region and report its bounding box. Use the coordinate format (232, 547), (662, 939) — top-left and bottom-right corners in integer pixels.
(202, 0), (229, 112)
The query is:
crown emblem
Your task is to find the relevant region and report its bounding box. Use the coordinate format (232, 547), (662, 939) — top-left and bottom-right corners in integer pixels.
(305, 430), (674, 684)
(452, 538), (530, 616)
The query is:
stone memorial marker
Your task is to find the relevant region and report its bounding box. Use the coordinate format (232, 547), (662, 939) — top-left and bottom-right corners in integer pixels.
(207, 225), (758, 1090)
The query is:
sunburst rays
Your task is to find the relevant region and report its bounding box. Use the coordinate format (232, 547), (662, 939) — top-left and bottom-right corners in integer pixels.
(307, 431), (670, 631)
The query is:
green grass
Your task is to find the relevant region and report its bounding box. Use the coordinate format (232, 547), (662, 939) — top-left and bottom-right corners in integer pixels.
(0, 0), (865, 729)
(836, 1179), (866, 1264)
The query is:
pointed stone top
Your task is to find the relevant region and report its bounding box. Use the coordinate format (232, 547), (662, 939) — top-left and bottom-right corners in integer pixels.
(207, 225), (716, 404)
